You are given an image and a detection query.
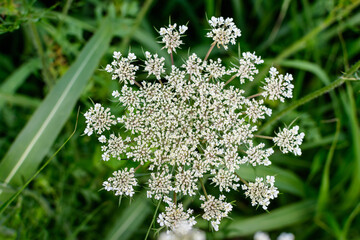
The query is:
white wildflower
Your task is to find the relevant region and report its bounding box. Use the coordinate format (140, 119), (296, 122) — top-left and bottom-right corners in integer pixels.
(182, 53), (204, 77)
(157, 202), (196, 230)
(147, 171), (173, 200)
(84, 103), (117, 136)
(205, 58), (228, 79)
(240, 142), (274, 166)
(277, 232), (295, 240)
(174, 168), (198, 196)
(159, 221), (205, 240)
(144, 51), (166, 80)
(262, 67), (294, 102)
(245, 99), (272, 123)
(242, 176), (279, 210)
(159, 23), (187, 54)
(211, 168), (240, 192)
(273, 125), (305, 156)
(200, 194), (232, 231)
(254, 231), (271, 240)
(230, 52), (263, 83)
(207, 16), (241, 50)
(103, 168), (137, 197)
(109, 51), (139, 85)
(100, 133), (126, 161)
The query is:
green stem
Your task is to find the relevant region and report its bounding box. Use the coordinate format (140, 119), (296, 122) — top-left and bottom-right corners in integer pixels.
(258, 60), (360, 134)
(120, 0), (154, 49)
(199, 178), (208, 200)
(28, 22), (55, 87)
(145, 199), (161, 240)
(204, 42), (216, 62)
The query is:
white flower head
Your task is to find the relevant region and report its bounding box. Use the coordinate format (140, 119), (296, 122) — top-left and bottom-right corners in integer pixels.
(240, 142), (274, 166)
(109, 51), (139, 85)
(242, 175), (279, 210)
(200, 194), (232, 231)
(207, 16), (241, 50)
(103, 168), (137, 197)
(157, 202), (196, 231)
(144, 51), (166, 80)
(84, 103), (117, 136)
(211, 168), (240, 192)
(159, 23), (188, 54)
(262, 67), (294, 102)
(147, 170), (173, 200)
(230, 52), (264, 84)
(159, 221), (205, 240)
(273, 125), (305, 156)
(277, 232), (295, 240)
(254, 231), (271, 240)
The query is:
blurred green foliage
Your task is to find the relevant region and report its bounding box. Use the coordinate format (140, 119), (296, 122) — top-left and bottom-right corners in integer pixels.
(0, 0), (360, 239)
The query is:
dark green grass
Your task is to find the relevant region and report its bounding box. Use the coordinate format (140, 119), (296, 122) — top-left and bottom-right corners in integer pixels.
(0, 0), (360, 239)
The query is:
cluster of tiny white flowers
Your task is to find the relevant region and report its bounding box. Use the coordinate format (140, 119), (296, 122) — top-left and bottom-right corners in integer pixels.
(157, 201), (196, 231)
(230, 52), (264, 83)
(240, 142), (274, 166)
(207, 16), (241, 49)
(242, 176), (279, 210)
(102, 168), (137, 197)
(144, 51), (165, 80)
(159, 23), (188, 54)
(200, 195), (233, 231)
(262, 67), (294, 102)
(211, 169), (240, 192)
(105, 52), (138, 85)
(84, 16), (305, 234)
(273, 126), (305, 156)
(254, 231), (295, 240)
(84, 103), (117, 136)
(158, 221), (205, 240)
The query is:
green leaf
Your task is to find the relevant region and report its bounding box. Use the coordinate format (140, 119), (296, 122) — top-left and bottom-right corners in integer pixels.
(0, 18), (113, 202)
(105, 194), (152, 240)
(0, 58), (41, 111)
(216, 200), (316, 238)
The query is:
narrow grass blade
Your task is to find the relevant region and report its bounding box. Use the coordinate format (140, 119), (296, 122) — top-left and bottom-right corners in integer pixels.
(316, 120), (340, 215)
(0, 58), (41, 110)
(105, 194), (152, 240)
(217, 200), (315, 238)
(0, 18), (113, 201)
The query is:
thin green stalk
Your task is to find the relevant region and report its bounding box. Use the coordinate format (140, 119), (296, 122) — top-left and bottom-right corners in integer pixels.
(316, 120), (340, 215)
(258, 60), (360, 133)
(145, 200), (162, 240)
(120, 0), (154, 49)
(340, 203), (360, 240)
(0, 108), (79, 215)
(28, 22), (55, 87)
(344, 81), (360, 208)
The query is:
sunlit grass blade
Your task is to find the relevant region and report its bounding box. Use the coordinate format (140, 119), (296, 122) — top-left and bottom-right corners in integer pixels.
(0, 18), (113, 201)
(105, 193), (152, 240)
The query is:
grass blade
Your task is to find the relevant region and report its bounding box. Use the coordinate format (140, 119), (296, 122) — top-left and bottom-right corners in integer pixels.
(105, 194), (152, 240)
(0, 18), (113, 201)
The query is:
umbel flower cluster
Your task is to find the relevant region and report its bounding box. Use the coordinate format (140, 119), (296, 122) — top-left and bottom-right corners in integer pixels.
(84, 16), (305, 232)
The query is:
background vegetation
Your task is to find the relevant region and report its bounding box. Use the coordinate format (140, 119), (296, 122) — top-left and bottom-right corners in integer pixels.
(0, 0), (360, 239)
